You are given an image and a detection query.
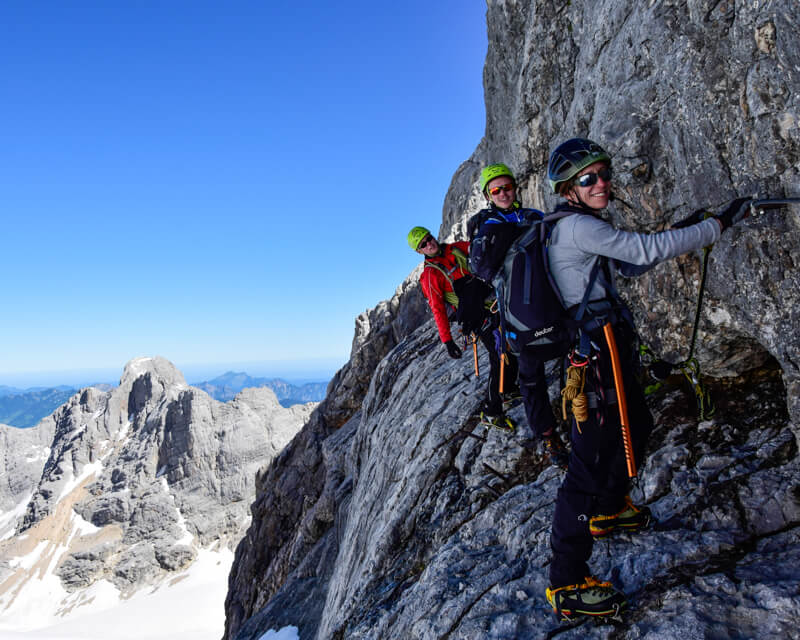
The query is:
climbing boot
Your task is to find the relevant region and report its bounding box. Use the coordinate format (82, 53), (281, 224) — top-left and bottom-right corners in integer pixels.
(501, 390), (523, 411)
(542, 430), (569, 469)
(589, 495), (651, 538)
(545, 576), (626, 620)
(478, 411), (515, 433)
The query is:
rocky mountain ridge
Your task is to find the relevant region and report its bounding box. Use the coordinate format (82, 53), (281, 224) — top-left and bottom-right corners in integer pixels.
(224, 2), (800, 639)
(0, 356), (313, 631)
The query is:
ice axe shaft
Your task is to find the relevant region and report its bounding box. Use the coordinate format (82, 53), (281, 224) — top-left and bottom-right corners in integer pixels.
(749, 197), (800, 214)
(602, 323), (637, 478)
(472, 335), (479, 377)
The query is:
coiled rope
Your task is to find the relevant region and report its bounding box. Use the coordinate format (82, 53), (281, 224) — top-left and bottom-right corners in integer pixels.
(561, 361), (588, 431)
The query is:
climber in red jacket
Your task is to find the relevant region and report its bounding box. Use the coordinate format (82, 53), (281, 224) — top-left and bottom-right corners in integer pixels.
(408, 226), (519, 428)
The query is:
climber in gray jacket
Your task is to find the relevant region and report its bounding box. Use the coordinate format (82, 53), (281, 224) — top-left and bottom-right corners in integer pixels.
(542, 137), (750, 620)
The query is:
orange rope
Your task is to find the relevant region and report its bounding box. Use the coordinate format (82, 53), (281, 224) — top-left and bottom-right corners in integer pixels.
(472, 335), (479, 377)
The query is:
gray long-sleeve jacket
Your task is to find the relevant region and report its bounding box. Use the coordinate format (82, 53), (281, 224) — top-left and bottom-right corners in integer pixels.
(548, 211), (721, 310)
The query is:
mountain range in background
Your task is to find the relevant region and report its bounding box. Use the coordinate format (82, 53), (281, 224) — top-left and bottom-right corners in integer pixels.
(190, 371), (329, 406)
(0, 372), (328, 428)
(0, 356), (315, 638)
(0, 386), (104, 429)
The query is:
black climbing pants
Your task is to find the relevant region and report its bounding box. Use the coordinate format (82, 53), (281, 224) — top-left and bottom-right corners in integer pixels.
(548, 323), (654, 588)
(517, 347), (557, 438)
(473, 313), (519, 416)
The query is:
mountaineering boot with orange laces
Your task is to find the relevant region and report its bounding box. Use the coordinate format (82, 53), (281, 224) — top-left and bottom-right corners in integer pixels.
(589, 495), (651, 538)
(545, 576), (627, 620)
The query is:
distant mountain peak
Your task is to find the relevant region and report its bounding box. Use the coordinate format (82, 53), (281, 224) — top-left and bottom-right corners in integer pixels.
(120, 356), (187, 389)
(0, 357), (315, 633)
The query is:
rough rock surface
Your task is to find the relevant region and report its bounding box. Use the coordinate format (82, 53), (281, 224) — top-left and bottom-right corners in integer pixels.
(0, 421), (54, 517)
(439, 0), (800, 422)
(0, 356), (312, 609)
(225, 2), (800, 639)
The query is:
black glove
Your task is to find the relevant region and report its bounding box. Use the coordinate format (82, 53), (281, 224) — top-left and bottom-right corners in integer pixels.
(716, 197), (751, 231)
(672, 208), (709, 229)
(445, 340), (462, 359)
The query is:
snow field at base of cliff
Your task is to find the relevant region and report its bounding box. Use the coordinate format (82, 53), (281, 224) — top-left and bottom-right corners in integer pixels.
(0, 548), (233, 640)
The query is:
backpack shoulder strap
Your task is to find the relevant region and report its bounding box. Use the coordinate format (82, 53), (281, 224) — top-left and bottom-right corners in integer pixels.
(424, 259), (454, 287)
(423, 259), (460, 307)
(450, 246), (469, 272)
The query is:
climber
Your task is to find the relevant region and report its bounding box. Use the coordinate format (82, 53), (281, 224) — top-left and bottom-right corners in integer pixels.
(542, 137), (750, 619)
(468, 164), (566, 465)
(408, 225), (519, 429)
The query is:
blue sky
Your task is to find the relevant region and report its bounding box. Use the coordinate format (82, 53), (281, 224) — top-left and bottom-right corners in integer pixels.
(1, 1), (487, 386)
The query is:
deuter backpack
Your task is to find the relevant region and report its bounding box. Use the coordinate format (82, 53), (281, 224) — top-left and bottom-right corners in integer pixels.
(490, 216), (568, 358)
(491, 210), (608, 359)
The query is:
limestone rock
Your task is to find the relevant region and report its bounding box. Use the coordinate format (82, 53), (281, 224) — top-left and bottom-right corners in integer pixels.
(0, 421), (55, 519)
(0, 356), (311, 612)
(224, 2), (800, 639)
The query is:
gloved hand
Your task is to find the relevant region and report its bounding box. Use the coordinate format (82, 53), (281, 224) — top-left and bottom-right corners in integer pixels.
(672, 208), (709, 229)
(716, 197), (751, 231)
(445, 340), (462, 359)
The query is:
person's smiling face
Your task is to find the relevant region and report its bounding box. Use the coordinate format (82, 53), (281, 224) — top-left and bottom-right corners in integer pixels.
(568, 161), (612, 209)
(416, 234), (440, 257)
(486, 176), (516, 210)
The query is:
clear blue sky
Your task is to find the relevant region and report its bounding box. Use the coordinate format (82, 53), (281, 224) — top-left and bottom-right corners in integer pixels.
(1, 1), (487, 386)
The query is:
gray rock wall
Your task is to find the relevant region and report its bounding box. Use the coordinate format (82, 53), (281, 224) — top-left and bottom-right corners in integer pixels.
(0, 421), (54, 517)
(225, 2), (800, 639)
(442, 0), (800, 422)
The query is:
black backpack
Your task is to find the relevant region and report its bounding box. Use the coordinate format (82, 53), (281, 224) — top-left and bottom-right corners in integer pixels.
(491, 211), (605, 358)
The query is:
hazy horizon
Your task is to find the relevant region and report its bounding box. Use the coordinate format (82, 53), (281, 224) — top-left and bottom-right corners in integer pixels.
(0, 356), (344, 390)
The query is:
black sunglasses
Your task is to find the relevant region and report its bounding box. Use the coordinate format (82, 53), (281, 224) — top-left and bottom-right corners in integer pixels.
(418, 235), (435, 250)
(575, 166), (612, 188)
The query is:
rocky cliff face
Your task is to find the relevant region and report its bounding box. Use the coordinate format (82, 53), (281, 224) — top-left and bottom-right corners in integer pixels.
(0, 357), (312, 625)
(0, 422), (54, 518)
(225, 2), (800, 639)
(441, 0), (800, 422)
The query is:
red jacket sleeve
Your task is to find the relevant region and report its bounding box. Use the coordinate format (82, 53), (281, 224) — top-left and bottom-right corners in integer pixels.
(420, 267), (453, 343)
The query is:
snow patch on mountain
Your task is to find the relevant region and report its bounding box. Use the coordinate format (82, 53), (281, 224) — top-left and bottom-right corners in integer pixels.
(0, 356), (314, 639)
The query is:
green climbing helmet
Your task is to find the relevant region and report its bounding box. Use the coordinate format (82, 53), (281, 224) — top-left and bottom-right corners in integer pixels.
(407, 226), (432, 250)
(480, 163), (516, 193)
(547, 138), (611, 194)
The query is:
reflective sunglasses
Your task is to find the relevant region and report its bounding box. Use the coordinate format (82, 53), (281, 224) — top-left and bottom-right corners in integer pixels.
(574, 166), (612, 188)
(488, 183), (514, 196)
(418, 235), (435, 250)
